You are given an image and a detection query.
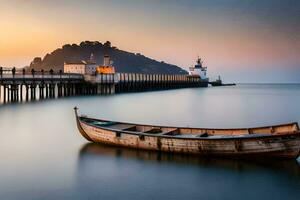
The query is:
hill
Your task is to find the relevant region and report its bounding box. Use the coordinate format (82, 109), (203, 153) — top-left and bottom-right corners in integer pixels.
(29, 41), (187, 74)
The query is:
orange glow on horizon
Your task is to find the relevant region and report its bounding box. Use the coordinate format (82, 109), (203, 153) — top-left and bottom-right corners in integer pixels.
(0, 0), (299, 78)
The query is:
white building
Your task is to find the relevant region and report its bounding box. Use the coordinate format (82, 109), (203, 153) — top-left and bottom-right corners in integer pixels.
(64, 54), (98, 75)
(64, 61), (86, 74)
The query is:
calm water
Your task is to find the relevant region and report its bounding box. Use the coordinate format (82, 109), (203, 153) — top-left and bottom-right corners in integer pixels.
(0, 84), (299, 200)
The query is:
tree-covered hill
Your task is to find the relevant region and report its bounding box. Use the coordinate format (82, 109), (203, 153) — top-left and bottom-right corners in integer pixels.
(29, 41), (187, 74)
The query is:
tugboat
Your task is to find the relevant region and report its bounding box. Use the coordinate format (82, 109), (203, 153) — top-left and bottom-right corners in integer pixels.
(210, 76), (223, 86)
(188, 57), (209, 87)
(210, 75), (236, 87)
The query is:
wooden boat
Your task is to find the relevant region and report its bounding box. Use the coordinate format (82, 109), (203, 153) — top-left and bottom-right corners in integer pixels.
(74, 107), (300, 159)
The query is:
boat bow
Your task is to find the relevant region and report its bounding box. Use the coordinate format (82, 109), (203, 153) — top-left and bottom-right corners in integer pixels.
(74, 107), (93, 142)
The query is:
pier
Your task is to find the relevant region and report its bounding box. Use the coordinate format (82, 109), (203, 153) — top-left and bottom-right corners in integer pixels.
(115, 73), (204, 93)
(0, 68), (206, 103)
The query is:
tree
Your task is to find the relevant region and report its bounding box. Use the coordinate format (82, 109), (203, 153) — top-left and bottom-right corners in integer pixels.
(104, 41), (111, 48)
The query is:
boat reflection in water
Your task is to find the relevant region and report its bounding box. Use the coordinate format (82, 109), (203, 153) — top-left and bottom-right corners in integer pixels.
(76, 143), (300, 200)
(79, 143), (300, 176)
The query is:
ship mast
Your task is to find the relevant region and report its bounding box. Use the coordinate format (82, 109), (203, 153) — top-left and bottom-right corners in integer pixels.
(197, 56), (203, 67)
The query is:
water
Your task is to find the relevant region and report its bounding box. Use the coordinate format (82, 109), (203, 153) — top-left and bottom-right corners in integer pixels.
(0, 84), (299, 200)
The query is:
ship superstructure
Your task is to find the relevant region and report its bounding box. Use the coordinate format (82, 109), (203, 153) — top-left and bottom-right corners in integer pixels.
(188, 57), (208, 81)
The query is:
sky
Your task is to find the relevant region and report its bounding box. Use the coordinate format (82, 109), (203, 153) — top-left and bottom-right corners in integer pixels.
(0, 0), (299, 83)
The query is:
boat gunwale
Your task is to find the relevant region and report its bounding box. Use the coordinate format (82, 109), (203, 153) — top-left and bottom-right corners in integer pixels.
(79, 115), (299, 132)
(78, 116), (300, 141)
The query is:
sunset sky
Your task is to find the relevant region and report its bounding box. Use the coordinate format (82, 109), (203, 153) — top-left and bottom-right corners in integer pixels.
(0, 0), (299, 83)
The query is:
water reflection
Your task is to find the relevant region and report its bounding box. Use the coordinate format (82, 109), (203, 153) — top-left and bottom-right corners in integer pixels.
(79, 143), (300, 177)
(1, 84), (300, 200)
(76, 143), (300, 200)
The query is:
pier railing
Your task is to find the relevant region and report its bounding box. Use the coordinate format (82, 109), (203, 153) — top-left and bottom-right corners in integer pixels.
(0, 68), (84, 81)
(0, 73), (84, 80)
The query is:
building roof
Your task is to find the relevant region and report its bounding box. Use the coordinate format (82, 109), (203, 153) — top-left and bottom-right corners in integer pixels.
(64, 61), (86, 65)
(85, 61), (97, 65)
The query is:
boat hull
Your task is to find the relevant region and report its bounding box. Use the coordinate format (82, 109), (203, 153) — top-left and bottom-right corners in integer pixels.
(198, 81), (209, 87)
(77, 119), (300, 159)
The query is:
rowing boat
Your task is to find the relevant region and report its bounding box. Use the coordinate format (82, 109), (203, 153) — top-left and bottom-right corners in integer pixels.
(74, 107), (300, 159)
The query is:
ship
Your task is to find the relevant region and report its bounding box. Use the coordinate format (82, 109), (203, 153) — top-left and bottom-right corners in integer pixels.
(188, 57), (209, 87)
(189, 57), (208, 77)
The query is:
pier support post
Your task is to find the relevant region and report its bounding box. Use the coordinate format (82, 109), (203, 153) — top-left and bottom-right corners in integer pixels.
(20, 84), (23, 101)
(3, 85), (7, 103)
